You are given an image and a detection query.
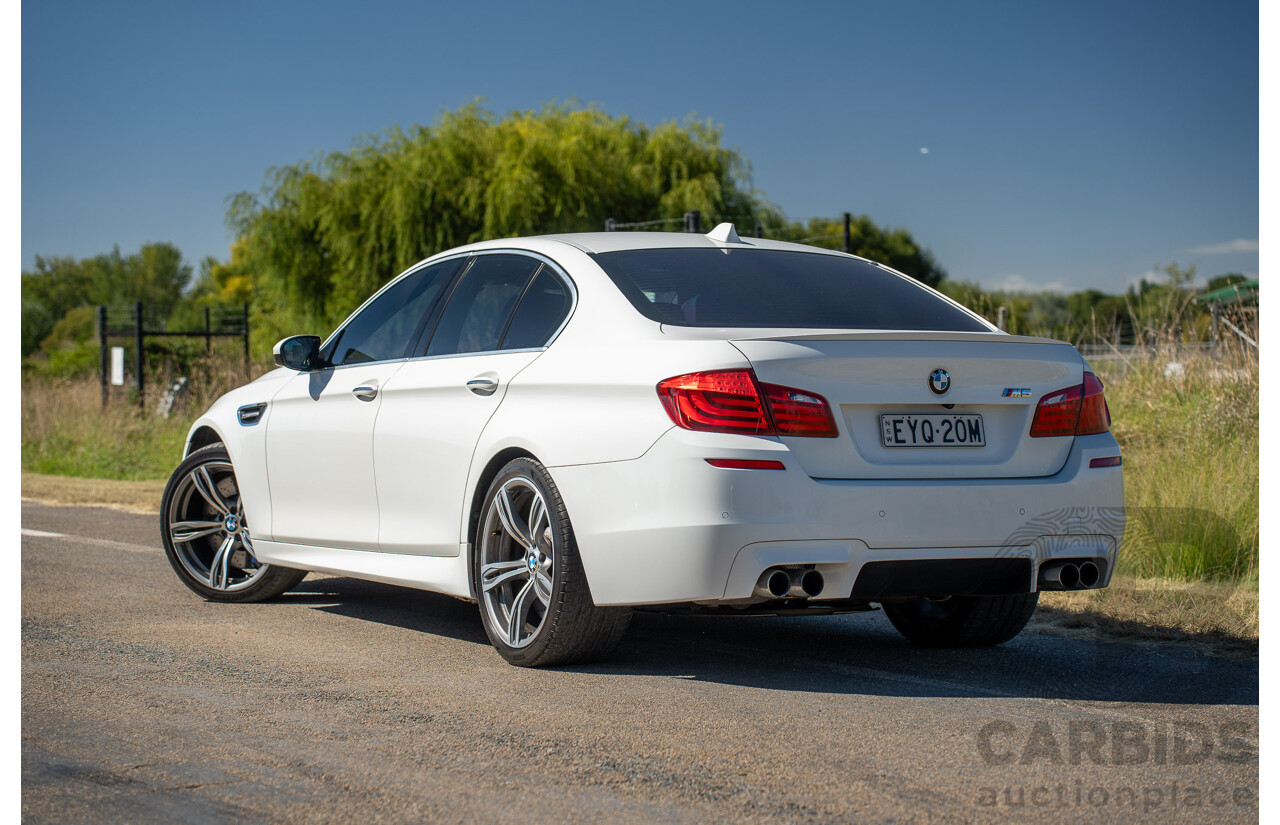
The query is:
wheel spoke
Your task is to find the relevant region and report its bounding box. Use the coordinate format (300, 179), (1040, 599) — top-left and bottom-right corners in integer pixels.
(481, 559), (528, 593)
(527, 496), (547, 548)
(493, 487), (533, 549)
(170, 520), (223, 543)
(192, 466), (230, 516)
(507, 579), (536, 646)
(208, 533), (235, 589)
(533, 569), (553, 606)
(240, 532), (258, 564)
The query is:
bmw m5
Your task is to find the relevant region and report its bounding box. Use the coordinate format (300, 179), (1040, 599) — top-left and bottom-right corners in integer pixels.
(161, 224), (1124, 666)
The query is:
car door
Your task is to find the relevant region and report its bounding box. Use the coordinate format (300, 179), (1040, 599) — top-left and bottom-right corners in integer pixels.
(374, 253), (575, 556)
(264, 258), (463, 550)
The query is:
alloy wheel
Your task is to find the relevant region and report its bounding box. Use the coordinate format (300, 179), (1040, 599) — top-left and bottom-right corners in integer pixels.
(166, 459), (267, 592)
(479, 477), (555, 648)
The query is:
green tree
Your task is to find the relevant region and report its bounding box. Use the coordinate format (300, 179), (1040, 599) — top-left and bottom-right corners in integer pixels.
(228, 102), (939, 346)
(21, 242), (193, 361)
(1205, 272), (1247, 292)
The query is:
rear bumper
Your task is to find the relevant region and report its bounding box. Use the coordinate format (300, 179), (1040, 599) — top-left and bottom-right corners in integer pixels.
(549, 429), (1124, 606)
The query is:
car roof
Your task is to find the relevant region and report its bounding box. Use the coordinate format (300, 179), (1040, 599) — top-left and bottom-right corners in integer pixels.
(458, 229), (855, 257)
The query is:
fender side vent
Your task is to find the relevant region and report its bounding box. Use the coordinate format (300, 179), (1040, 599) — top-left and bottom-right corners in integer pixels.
(237, 403), (267, 426)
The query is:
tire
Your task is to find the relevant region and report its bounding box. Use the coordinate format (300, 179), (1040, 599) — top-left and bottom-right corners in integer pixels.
(474, 458), (631, 667)
(882, 592), (1039, 647)
(160, 443), (306, 603)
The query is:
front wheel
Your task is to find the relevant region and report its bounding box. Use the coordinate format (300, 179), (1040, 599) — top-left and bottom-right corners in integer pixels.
(475, 458), (630, 667)
(882, 592), (1039, 647)
(160, 444), (306, 602)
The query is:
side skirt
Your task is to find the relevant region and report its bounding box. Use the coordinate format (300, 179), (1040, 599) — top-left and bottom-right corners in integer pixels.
(252, 539), (473, 600)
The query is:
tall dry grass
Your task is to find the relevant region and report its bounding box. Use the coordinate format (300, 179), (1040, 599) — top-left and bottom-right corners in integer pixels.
(21, 359), (268, 481)
(1090, 336), (1258, 584)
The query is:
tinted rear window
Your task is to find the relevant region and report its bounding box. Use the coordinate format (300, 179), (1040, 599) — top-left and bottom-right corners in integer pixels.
(592, 248), (988, 331)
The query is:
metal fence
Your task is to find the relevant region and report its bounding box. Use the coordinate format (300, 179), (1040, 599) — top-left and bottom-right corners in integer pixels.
(98, 302), (249, 407)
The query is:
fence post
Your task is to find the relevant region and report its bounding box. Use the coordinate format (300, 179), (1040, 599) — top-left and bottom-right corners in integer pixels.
(243, 303), (250, 369)
(755, 223), (763, 238)
(1210, 302), (1220, 358)
(605, 218), (616, 232)
(683, 210), (701, 233)
(843, 213), (852, 254)
(134, 301), (145, 408)
(205, 306), (212, 354)
(99, 306), (108, 408)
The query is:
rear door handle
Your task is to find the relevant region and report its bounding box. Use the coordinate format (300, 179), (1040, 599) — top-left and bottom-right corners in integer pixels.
(467, 377), (498, 396)
(352, 385), (379, 401)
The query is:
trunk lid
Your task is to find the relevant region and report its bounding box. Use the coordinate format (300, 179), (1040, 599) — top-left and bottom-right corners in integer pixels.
(728, 331), (1086, 479)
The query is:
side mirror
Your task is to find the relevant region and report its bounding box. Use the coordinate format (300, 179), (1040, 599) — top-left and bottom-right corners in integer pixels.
(273, 335), (323, 371)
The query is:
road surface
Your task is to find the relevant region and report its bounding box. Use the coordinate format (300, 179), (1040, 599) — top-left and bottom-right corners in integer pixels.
(22, 501), (1258, 824)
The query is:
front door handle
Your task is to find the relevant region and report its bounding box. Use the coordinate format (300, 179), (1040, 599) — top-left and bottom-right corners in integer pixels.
(352, 385), (379, 401)
(467, 377), (498, 396)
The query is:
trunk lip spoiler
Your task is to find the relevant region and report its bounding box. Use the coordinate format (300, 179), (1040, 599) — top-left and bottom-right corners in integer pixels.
(657, 325), (1070, 347)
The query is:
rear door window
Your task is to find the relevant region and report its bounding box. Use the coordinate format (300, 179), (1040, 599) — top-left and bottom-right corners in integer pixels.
(500, 268), (572, 350)
(423, 254), (542, 356)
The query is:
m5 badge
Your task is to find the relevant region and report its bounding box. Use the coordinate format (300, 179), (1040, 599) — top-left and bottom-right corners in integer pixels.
(1002, 388), (1031, 398)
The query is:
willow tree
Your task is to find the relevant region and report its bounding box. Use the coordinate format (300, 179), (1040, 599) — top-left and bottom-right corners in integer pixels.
(228, 102), (778, 343)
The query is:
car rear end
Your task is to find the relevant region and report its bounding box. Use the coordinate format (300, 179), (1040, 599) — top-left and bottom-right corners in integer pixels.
(545, 239), (1124, 617)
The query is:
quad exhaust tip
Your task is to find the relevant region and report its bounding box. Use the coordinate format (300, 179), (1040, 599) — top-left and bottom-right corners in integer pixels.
(1039, 559), (1103, 591)
(754, 567), (824, 600)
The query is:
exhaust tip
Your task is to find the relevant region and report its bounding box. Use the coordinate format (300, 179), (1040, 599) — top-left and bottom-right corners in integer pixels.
(1078, 561), (1100, 588)
(1039, 561), (1082, 591)
(799, 569), (824, 598)
(755, 569), (790, 599)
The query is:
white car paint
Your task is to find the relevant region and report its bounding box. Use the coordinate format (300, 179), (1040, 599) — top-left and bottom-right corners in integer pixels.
(182, 231), (1124, 609)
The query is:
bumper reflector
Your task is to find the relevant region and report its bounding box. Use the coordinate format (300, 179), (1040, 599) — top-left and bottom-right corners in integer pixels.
(705, 459), (786, 470)
(1089, 456), (1122, 468)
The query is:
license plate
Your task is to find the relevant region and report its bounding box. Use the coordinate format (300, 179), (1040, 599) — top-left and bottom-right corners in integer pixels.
(880, 413), (985, 447)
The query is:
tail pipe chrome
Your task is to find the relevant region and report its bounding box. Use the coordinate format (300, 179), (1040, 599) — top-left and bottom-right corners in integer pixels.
(754, 567), (825, 600)
(1040, 562), (1080, 590)
(1039, 559), (1103, 591)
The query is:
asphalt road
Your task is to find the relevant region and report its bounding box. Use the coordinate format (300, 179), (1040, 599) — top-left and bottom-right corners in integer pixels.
(22, 501), (1258, 824)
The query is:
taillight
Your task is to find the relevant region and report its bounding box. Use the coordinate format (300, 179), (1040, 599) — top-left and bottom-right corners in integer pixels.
(760, 383), (839, 437)
(657, 370), (839, 438)
(657, 370), (771, 435)
(1076, 373), (1111, 435)
(1029, 372), (1111, 437)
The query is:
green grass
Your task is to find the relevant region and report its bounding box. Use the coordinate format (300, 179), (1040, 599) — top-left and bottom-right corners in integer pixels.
(21, 364), (263, 481)
(1094, 345), (1258, 583)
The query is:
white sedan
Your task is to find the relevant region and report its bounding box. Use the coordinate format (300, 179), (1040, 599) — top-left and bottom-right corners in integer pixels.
(161, 224), (1124, 666)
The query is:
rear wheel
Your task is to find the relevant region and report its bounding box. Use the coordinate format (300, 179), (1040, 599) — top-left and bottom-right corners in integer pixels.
(475, 458), (630, 667)
(160, 444), (306, 602)
(882, 592), (1039, 647)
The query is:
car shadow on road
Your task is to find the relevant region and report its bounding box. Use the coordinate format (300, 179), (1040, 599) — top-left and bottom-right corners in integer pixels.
(285, 577), (1257, 706)
(286, 576), (490, 646)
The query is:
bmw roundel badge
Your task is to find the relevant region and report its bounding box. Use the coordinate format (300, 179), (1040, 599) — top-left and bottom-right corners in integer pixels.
(928, 368), (951, 395)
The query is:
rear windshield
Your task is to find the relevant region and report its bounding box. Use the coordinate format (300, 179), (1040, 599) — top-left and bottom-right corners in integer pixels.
(592, 248), (989, 331)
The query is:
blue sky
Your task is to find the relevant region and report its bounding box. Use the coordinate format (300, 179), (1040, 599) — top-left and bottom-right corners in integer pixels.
(21, 0), (1259, 293)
